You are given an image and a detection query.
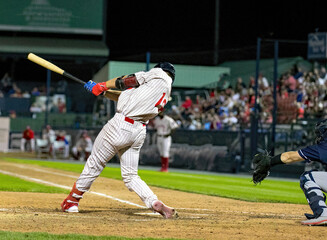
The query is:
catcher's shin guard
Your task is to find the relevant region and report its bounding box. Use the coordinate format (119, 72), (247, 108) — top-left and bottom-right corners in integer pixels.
(300, 171), (327, 219)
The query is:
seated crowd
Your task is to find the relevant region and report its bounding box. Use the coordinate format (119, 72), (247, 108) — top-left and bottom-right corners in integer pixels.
(166, 65), (327, 130)
(0, 73), (67, 114)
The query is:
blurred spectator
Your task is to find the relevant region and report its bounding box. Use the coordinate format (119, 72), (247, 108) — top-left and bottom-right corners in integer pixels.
(212, 114), (222, 130)
(42, 125), (56, 153)
(258, 73), (269, 89)
(72, 131), (93, 161)
(30, 102), (43, 118)
(22, 91), (31, 98)
(9, 110), (16, 118)
(181, 96), (193, 109)
(52, 97), (66, 113)
(285, 72), (297, 93)
(248, 76), (255, 89)
(31, 87), (41, 96)
(1, 72), (13, 96)
(21, 125), (35, 152)
(235, 77), (246, 93)
(53, 130), (69, 158)
(9, 83), (23, 98)
(56, 79), (68, 93)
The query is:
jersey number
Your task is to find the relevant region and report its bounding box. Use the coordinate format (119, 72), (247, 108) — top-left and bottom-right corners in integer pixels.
(155, 93), (167, 109)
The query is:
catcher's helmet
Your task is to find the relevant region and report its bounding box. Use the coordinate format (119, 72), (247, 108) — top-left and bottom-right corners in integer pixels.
(315, 119), (327, 143)
(154, 62), (175, 81)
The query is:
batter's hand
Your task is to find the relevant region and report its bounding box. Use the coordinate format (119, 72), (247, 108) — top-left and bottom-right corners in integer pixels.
(84, 80), (109, 96)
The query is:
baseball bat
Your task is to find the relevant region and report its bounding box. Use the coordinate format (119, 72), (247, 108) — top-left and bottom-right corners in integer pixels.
(27, 53), (86, 85)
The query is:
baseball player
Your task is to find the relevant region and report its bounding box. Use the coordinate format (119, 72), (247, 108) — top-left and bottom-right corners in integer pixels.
(153, 111), (178, 172)
(251, 118), (327, 226)
(61, 62), (178, 219)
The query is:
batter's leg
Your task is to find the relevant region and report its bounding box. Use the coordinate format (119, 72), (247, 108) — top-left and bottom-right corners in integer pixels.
(61, 122), (117, 212)
(76, 123), (117, 192)
(119, 145), (158, 208)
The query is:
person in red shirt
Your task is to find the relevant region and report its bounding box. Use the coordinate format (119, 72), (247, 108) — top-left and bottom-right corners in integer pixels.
(57, 98), (66, 113)
(181, 96), (193, 109)
(21, 125), (35, 152)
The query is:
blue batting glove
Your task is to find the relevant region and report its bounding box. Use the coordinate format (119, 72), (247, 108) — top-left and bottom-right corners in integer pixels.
(84, 80), (96, 93)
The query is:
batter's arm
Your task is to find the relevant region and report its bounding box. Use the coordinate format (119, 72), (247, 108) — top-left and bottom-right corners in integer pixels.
(103, 89), (121, 101)
(104, 74), (139, 90)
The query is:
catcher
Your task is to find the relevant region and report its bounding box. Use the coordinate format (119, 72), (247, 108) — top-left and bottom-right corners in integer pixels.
(252, 118), (327, 226)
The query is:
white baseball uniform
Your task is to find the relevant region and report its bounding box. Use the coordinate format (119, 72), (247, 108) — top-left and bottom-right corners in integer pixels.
(154, 115), (178, 158)
(76, 68), (172, 208)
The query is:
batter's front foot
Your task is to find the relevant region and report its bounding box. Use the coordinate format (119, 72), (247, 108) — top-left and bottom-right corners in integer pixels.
(61, 198), (79, 213)
(152, 200), (178, 219)
(61, 182), (84, 213)
(302, 216), (327, 226)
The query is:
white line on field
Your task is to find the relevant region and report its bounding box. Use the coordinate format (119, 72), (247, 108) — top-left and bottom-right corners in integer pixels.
(0, 169), (146, 209)
(8, 164), (78, 179)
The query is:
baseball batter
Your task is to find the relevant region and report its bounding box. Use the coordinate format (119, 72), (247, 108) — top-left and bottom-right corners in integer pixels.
(61, 62), (178, 219)
(252, 118), (327, 226)
(153, 111), (178, 172)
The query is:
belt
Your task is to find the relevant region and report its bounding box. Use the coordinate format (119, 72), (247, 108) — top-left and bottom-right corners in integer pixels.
(157, 134), (170, 138)
(124, 116), (135, 124)
(124, 116), (146, 126)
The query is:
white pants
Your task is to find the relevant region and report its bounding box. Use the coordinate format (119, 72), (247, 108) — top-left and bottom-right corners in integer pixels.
(157, 136), (171, 158)
(21, 138), (35, 151)
(76, 113), (158, 208)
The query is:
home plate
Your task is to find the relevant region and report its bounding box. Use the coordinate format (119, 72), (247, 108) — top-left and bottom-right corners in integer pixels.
(134, 212), (161, 217)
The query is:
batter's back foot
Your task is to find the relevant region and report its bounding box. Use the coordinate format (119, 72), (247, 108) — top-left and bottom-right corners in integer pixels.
(152, 200), (178, 219)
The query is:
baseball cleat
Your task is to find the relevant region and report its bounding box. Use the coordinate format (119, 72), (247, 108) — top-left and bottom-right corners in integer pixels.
(301, 216), (327, 226)
(61, 199), (79, 213)
(152, 200), (178, 219)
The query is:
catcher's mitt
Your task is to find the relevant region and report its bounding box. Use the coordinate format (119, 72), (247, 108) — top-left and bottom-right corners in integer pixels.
(252, 152), (271, 185)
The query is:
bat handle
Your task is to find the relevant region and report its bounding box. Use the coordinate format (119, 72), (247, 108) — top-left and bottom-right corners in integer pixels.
(63, 72), (86, 85)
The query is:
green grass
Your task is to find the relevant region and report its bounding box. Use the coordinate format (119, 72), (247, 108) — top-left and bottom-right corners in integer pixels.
(1, 157), (306, 204)
(0, 231), (182, 240)
(0, 172), (68, 193)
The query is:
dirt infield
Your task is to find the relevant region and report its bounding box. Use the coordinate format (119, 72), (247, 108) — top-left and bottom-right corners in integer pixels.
(0, 160), (325, 240)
